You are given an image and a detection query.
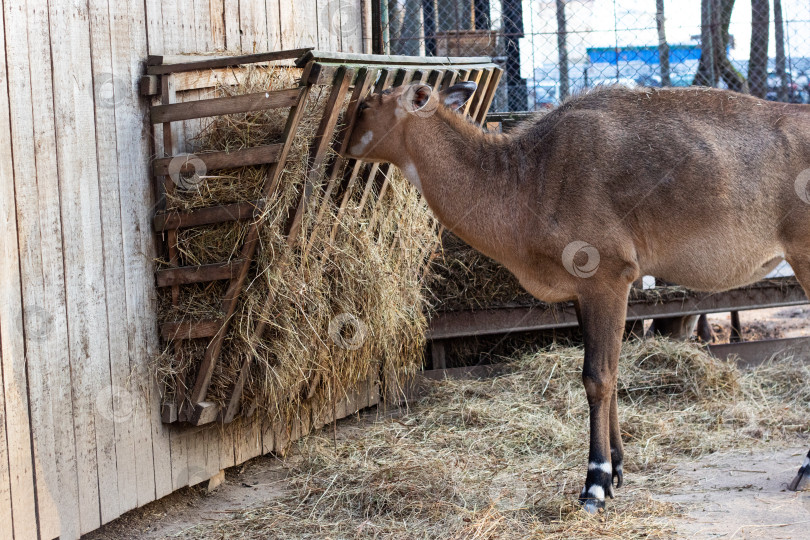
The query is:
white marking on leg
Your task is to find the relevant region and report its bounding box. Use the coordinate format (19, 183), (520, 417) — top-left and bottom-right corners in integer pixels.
(587, 485), (605, 500)
(401, 161), (423, 193)
(588, 462), (612, 475)
(802, 457), (810, 469)
(350, 131), (373, 155)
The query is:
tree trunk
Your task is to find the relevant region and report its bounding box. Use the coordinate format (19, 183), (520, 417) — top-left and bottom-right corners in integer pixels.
(694, 0), (747, 92)
(694, 0), (716, 86)
(556, 0), (570, 100)
(717, 0), (747, 92)
(656, 0), (671, 86)
(774, 0), (788, 101)
(749, 0), (770, 98)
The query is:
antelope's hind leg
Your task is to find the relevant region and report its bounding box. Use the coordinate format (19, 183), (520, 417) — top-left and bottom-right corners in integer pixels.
(577, 284), (631, 513)
(788, 449), (810, 491)
(609, 387), (624, 489)
(784, 251), (810, 491)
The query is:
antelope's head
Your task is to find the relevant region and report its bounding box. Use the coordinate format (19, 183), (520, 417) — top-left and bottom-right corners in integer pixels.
(344, 81), (477, 163)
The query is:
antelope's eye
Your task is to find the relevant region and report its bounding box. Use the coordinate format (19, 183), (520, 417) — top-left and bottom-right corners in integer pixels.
(358, 102), (370, 113)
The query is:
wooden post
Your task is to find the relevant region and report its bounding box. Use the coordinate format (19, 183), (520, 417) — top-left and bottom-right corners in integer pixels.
(730, 310), (743, 343)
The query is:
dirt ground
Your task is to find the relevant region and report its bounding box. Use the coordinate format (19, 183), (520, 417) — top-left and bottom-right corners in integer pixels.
(84, 307), (810, 540)
(656, 447), (810, 539)
(85, 443), (809, 540)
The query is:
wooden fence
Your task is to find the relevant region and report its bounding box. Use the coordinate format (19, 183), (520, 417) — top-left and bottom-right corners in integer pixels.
(0, 1), (418, 538)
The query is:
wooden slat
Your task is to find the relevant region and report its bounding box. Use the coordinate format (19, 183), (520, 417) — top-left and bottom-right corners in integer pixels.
(209, 0), (225, 49)
(146, 48), (312, 74)
(318, 0), (341, 51)
(238, 0), (269, 54)
(153, 201), (261, 231)
(155, 261), (245, 287)
(468, 69), (491, 120)
(265, 0), (283, 51)
(3, 0), (71, 536)
(161, 75), (182, 305)
(285, 66), (353, 245)
(50, 0), (121, 530)
(144, 0), (164, 55)
(223, 0), (240, 51)
(296, 50), (492, 67)
(152, 143), (283, 175)
(150, 87), (300, 123)
(0, 2), (36, 535)
(193, 0), (213, 51)
(160, 319), (225, 340)
(188, 76), (313, 409)
(328, 66), (385, 243)
(474, 68), (503, 124)
(278, 0), (316, 49)
(136, 0), (176, 504)
(89, 0), (143, 519)
(305, 61), (498, 86)
(114, 0), (165, 506)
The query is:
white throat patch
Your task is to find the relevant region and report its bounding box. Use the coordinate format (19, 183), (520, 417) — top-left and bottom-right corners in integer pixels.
(401, 162), (422, 193)
(350, 131), (374, 155)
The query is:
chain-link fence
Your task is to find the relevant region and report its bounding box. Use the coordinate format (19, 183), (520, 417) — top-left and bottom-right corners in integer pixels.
(381, 0), (810, 111)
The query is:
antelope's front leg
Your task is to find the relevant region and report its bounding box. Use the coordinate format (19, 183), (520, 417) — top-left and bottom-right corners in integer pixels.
(577, 285), (629, 513)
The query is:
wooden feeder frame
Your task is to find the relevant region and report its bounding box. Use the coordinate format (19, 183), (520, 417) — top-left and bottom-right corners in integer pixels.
(141, 48), (503, 426)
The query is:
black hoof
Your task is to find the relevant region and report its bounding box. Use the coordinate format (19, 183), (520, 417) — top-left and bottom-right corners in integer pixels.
(579, 473), (612, 512)
(580, 496), (605, 514)
(788, 456), (809, 491)
(610, 449), (624, 490)
(613, 463), (624, 489)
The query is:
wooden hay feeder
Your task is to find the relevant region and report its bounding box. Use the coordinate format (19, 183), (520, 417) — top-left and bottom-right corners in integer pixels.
(141, 49), (503, 427)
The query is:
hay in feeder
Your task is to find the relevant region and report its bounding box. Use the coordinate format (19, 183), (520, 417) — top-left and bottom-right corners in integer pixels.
(154, 66), (440, 429)
(180, 338), (810, 538)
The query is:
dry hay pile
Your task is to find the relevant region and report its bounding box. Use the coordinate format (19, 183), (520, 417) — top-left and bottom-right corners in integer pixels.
(155, 66), (439, 426)
(181, 339), (810, 539)
(427, 231), (536, 311)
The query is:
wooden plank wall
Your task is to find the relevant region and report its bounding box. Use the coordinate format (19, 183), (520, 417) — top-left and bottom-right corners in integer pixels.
(0, 1), (366, 539)
(145, 0), (364, 55)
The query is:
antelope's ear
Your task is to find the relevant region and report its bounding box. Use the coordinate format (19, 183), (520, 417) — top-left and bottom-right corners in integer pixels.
(402, 84), (433, 111)
(440, 82), (477, 111)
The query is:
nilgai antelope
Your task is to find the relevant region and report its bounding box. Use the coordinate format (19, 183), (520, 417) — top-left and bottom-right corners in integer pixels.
(345, 81), (810, 511)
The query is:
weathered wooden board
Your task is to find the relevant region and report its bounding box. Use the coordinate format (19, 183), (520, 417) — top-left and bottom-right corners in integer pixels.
(0, 3), (37, 536)
(3, 0), (72, 536)
(89, 0), (142, 518)
(49, 0), (122, 531)
(240, 0), (269, 53)
(151, 88), (301, 123)
(111, 0), (167, 507)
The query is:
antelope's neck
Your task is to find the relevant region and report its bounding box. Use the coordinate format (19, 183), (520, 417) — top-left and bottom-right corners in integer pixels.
(395, 112), (526, 262)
